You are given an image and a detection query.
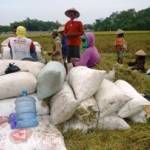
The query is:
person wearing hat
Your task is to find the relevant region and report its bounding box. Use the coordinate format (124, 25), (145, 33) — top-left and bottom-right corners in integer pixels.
(128, 49), (146, 72)
(8, 26), (37, 60)
(114, 29), (127, 64)
(48, 30), (62, 62)
(64, 8), (84, 64)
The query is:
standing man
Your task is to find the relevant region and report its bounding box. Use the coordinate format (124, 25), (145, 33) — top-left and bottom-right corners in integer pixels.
(64, 8), (84, 64)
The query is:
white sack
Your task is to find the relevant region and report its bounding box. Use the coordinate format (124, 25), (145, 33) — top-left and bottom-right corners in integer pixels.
(115, 80), (150, 118)
(146, 69), (150, 74)
(104, 68), (115, 81)
(0, 94), (49, 116)
(78, 97), (99, 112)
(0, 59), (44, 77)
(0, 72), (37, 100)
(1, 46), (11, 59)
(50, 82), (79, 125)
(95, 79), (131, 118)
(115, 80), (141, 98)
(68, 66), (105, 100)
(118, 97), (150, 118)
(75, 97), (99, 125)
(63, 117), (96, 133)
(37, 61), (66, 99)
(0, 116), (67, 150)
(98, 115), (130, 130)
(129, 111), (147, 123)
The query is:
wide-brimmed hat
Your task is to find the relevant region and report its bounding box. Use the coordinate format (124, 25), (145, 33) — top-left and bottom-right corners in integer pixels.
(65, 8), (80, 18)
(58, 26), (64, 32)
(116, 29), (124, 35)
(135, 49), (146, 56)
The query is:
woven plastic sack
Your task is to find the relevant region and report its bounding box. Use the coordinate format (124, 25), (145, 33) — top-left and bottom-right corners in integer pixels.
(74, 97), (99, 125)
(0, 72), (37, 100)
(0, 60), (44, 77)
(118, 97), (150, 118)
(115, 80), (141, 98)
(37, 61), (66, 99)
(129, 111), (147, 123)
(68, 66), (105, 101)
(0, 94), (49, 116)
(50, 82), (79, 125)
(63, 117), (96, 133)
(98, 115), (130, 130)
(95, 79), (131, 118)
(104, 68), (115, 81)
(0, 116), (67, 150)
(115, 80), (150, 118)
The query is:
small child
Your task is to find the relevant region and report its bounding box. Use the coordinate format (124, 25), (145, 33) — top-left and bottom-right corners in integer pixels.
(114, 29), (127, 64)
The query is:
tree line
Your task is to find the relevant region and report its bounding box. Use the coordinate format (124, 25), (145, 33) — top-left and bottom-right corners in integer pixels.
(0, 7), (150, 33)
(94, 7), (150, 31)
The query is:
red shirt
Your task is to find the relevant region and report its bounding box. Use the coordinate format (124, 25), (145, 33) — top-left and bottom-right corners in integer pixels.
(64, 20), (84, 46)
(114, 37), (127, 51)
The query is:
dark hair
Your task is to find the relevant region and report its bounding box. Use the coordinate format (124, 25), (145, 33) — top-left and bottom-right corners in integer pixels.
(12, 25), (17, 30)
(52, 31), (58, 37)
(117, 33), (124, 37)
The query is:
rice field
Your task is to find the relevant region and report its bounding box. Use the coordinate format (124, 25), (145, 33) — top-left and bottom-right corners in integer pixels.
(0, 31), (150, 150)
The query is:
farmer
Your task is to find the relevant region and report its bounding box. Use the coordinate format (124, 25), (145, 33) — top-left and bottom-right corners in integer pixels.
(128, 49), (146, 72)
(8, 26), (37, 60)
(73, 32), (100, 68)
(48, 30), (62, 62)
(64, 8), (84, 64)
(58, 26), (68, 61)
(114, 29), (127, 64)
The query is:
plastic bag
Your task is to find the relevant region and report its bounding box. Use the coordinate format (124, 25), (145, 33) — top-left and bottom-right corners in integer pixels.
(5, 63), (20, 74)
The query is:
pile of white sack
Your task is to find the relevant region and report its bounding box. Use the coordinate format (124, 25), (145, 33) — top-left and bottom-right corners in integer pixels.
(0, 60), (67, 150)
(48, 66), (150, 132)
(0, 58), (150, 150)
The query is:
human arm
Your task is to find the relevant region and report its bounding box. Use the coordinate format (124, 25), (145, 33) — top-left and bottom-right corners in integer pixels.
(74, 49), (90, 66)
(30, 42), (38, 60)
(64, 21), (84, 37)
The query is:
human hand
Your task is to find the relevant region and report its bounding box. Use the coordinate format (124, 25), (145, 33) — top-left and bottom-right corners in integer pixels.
(67, 32), (77, 37)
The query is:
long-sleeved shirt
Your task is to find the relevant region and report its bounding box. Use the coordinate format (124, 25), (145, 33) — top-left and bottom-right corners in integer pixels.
(64, 20), (84, 46)
(74, 32), (100, 68)
(75, 46), (100, 68)
(114, 37), (127, 51)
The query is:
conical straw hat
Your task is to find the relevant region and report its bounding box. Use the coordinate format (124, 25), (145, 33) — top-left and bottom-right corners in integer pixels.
(135, 49), (146, 56)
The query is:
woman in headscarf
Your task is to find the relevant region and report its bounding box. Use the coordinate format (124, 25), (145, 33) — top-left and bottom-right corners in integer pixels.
(73, 32), (100, 68)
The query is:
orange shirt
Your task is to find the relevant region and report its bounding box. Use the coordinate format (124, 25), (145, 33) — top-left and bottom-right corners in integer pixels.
(64, 20), (84, 46)
(114, 37), (127, 51)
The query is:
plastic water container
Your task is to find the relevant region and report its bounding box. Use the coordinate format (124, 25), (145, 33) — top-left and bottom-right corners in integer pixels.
(15, 90), (38, 128)
(16, 118), (38, 128)
(16, 112), (36, 120)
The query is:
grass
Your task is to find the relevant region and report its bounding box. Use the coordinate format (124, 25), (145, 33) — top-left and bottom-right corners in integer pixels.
(1, 31), (150, 150)
(64, 123), (150, 150)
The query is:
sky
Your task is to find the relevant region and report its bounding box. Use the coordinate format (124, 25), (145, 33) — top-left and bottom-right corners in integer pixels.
(0, 0), (150, 25)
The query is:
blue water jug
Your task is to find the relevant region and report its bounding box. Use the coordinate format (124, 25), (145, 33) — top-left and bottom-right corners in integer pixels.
(15, 90), (38, 128)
